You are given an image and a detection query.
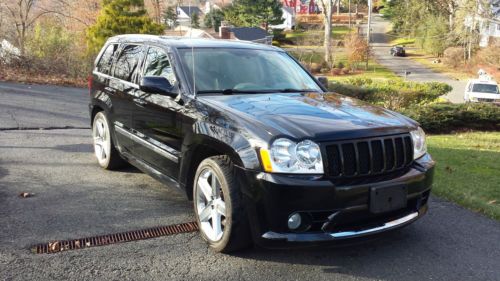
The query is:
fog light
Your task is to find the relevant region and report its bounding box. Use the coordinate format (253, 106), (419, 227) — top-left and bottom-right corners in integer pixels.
(287, 213), (302, 230)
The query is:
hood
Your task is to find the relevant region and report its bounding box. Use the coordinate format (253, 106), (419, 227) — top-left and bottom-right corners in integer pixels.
(198, 92), (416, 142)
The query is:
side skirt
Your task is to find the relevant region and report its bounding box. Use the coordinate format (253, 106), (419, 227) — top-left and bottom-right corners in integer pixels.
(120, 151), (186, 196)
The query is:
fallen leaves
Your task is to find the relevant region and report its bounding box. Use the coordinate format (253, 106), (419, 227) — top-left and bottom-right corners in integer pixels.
(19, 192), (34, 198)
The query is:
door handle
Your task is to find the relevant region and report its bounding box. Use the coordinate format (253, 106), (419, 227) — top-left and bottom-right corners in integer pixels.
(133, 98), (147, 106)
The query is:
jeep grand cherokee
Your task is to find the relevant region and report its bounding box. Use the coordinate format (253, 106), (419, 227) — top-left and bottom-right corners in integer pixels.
(89, 35), (435, 252)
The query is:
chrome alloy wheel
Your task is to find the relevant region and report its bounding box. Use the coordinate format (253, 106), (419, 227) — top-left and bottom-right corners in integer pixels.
(92, 113), (111, 166)
(195, 168), (227, 242)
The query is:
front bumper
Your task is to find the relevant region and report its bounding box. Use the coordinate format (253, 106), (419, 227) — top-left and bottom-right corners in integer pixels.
(237, 154), (435, 247)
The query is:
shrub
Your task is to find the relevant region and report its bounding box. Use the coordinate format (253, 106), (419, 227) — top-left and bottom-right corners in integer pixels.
(401, 103), (500, 133)
(331, 68), (342, 75)
(443, 47), (465, 68)
(327, 78), (452, 110)
(310, 62), (322, 73)
(343, 33), (369, 70)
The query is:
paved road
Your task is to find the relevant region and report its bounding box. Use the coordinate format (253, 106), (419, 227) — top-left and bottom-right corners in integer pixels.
(1, 81), (500, 281)
(369, 15), (467, 103)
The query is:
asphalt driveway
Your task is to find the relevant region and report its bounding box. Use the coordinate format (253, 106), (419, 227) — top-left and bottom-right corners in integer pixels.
(1, 81), (499, 281)
(369, 15), (468, 104)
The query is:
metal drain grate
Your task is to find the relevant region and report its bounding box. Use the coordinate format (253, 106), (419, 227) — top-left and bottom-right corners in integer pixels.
(32, 221), (199, 254)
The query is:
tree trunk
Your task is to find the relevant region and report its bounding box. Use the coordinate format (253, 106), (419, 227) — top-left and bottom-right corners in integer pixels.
(323, 0), (333, 63)
(337, 0), (340, 15)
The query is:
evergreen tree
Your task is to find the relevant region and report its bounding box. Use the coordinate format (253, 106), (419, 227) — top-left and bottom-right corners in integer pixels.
(191, 12), (200, 28)
(224, 0), (283, 31)
(86, 0), (164, 55)
(163, 6), (178, 29)
(204, 9), (225, 32)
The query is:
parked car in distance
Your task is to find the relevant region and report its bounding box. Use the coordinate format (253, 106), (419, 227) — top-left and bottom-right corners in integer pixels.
(89, 35), (435, 252)
(464, 79), (500, 103)
(390, 46), (406, 57)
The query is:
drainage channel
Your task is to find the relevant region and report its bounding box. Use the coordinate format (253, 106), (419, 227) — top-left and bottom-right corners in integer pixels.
(32, 221), (199, 254)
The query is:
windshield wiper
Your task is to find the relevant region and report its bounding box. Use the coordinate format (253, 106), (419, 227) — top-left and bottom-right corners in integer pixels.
(197, 89), (276, 95)
(277, 88), (320, 93)
(197, 88), (320, 95)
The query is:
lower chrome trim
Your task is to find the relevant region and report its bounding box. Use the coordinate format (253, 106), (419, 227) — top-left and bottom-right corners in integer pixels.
(262, 211), (421, 242)
(114, 125), (179, 163)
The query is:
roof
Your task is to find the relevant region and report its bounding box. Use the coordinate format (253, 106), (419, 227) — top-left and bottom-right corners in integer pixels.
(468, 79), (498, 85)
(282, 6), (294, 15)
(230, 27), (270, 41)
(107, 34), (280, 51)
(178, 6), (203, 16)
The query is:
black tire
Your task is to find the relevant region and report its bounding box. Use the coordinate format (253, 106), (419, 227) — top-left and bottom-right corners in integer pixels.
(92, 111), (127, 170)
(193, 155), (252, 253)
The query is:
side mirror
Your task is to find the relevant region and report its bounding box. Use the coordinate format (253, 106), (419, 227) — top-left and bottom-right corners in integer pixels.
(316, 76), (329, 88)
(139, 76), (177, 97)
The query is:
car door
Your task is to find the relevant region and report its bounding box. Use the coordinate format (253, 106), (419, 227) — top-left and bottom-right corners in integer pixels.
(109, 44), (146, 153)
(131, 45), (183, 179)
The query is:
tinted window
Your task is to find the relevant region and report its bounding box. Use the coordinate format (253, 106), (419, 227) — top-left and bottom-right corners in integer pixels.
(178, 48), (321, 92)
(472, 83), (499, 94)
(96, 44), (118, 75)
(113, 44), (144, 82)
(142, 47), (177, 86)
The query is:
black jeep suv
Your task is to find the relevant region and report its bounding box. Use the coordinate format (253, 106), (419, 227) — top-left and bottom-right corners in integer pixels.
(89, 35), (434, 252)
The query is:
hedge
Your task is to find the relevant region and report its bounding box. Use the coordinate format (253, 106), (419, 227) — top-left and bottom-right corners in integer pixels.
(401, 103), (500, 133)
(328, 78), (452, 111)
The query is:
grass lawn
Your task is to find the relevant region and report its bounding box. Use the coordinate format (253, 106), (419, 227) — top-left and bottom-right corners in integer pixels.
(405, 49), (472, 80)
(389, 37), (415, 46)
(427, 132), (500, 220)
(285, 26), (354, 43)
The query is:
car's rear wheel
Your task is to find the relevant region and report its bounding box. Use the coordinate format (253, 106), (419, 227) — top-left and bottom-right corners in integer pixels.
(193, 156), (251, 253)
(92, 111), (126, 170)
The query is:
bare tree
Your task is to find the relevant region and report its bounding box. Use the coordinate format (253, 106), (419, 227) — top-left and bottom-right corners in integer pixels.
(145, 0), (163, 24)
(319, 0), (333, 63)
(0, 0), (67, 55)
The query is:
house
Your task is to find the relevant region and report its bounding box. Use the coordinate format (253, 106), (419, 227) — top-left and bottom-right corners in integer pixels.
(177, 6), (203, 23)
(220, 25), (274, 44)
(466, 0), (500, 47)
(165, 23), (273, 45)
(270, 6), (296, 30)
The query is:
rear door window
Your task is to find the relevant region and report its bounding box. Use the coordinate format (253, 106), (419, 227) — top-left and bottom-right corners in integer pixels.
(96, 44), (118, 75)
(113, 44), (144, 82)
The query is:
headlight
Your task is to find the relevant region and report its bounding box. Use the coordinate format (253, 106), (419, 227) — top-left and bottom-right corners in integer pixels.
(260, 138), (324, 174)
(410, 127), (427, 159)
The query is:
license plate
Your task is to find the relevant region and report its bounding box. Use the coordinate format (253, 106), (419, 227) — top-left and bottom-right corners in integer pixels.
(370, 185), (407, 214)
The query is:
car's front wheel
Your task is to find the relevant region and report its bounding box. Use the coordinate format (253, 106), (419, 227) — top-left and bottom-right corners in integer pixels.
(92, 111), (126, 169)
(193, 156), (251, 253)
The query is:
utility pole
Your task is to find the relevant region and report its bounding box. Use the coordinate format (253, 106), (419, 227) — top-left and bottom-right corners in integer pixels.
(366, 0), (372, 69)
(348, 0), (351, 29)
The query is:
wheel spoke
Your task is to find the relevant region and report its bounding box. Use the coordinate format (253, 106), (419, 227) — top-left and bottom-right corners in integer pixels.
(198, 205), (211, 222)
(215, 199), (226, 216)
(197, 177), (212, 201)
(96, 120), (104, 137)
(211, 175), (219, 197)
(211, 210), (222, 238)
(100, 145), (107, 160)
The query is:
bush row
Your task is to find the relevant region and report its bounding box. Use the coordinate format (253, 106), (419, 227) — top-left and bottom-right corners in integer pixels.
(401, 103), (500, 133)
(328, 77), (452, 111)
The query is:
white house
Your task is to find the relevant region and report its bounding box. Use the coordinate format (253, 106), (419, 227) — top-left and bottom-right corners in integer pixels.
(466, 0), (500, 47)
(270, 6), (296, 30)
(176, 6), (203, 23)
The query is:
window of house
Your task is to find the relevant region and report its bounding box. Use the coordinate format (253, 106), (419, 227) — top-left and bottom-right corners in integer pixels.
(113, 44), (144, 82)
(96, 44), (119, 75)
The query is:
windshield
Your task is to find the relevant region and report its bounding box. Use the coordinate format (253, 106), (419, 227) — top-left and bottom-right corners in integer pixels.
(177, 48), (322, 94)
(472, 83), (499, 94)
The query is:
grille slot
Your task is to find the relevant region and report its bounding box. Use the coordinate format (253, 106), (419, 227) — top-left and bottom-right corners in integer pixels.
(325, 134), (413, 179)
